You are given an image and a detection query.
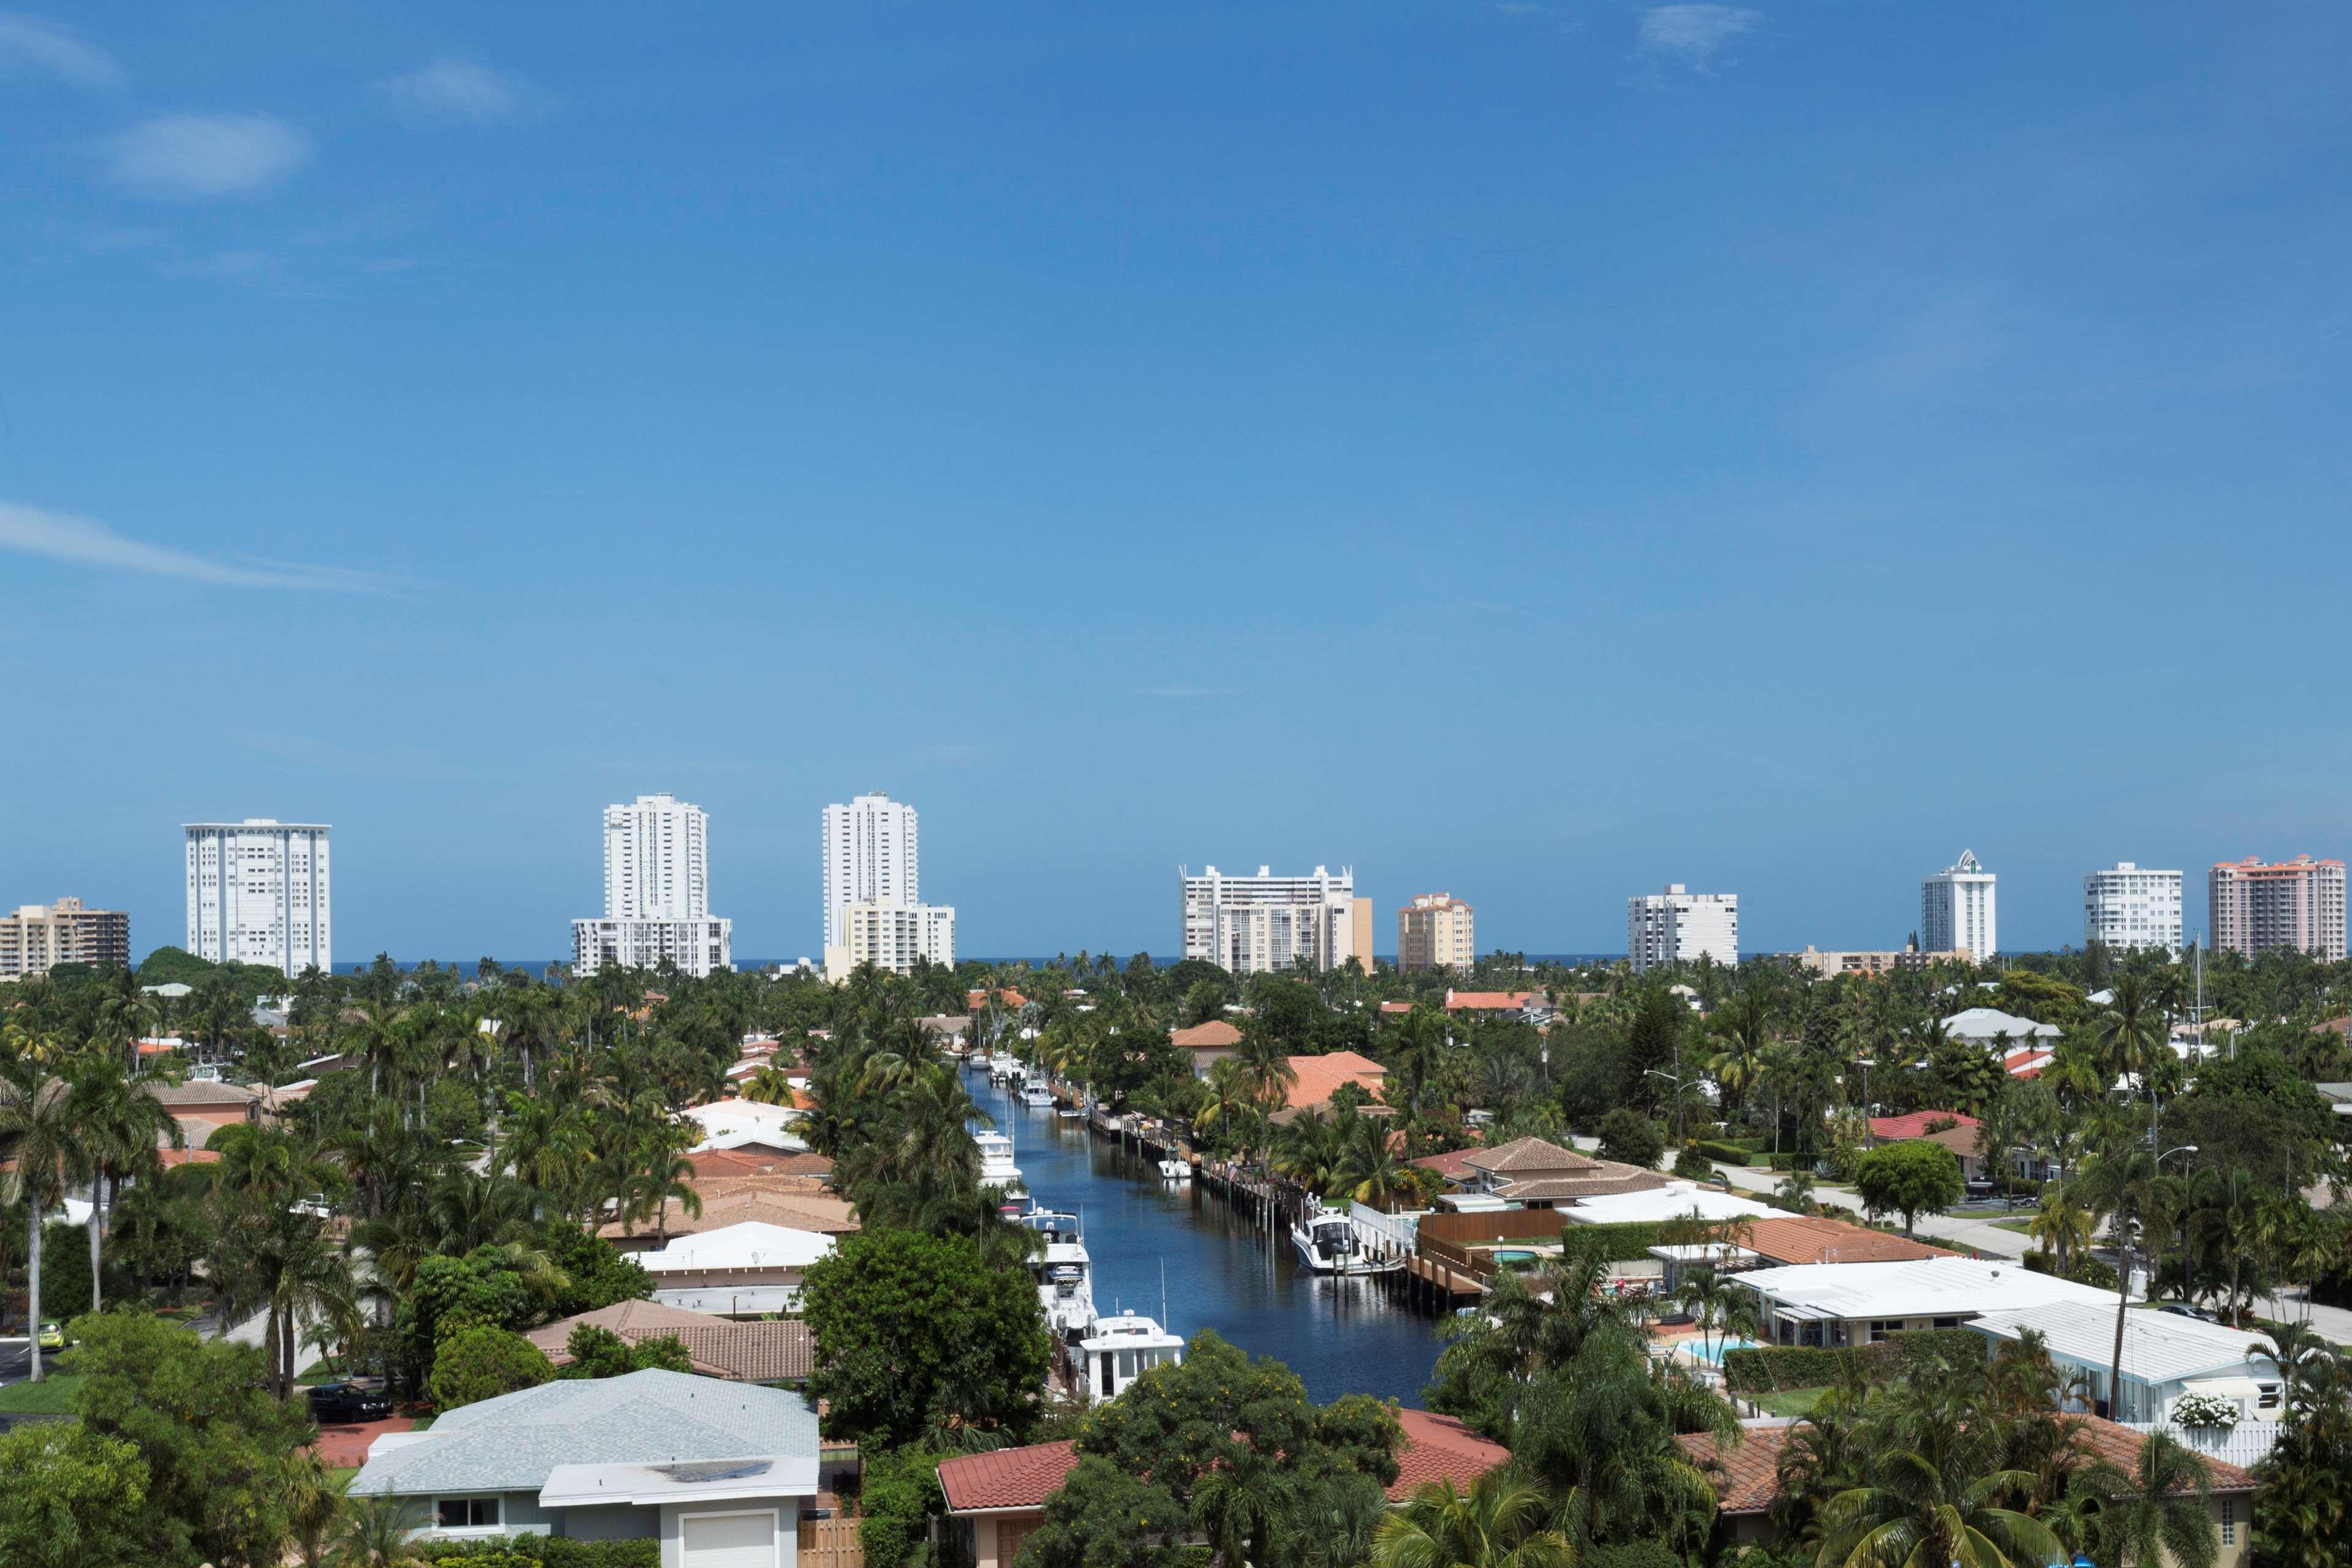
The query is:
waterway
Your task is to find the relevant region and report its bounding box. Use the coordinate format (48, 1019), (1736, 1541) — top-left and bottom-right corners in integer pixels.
(967, 1070), (1449, 1407)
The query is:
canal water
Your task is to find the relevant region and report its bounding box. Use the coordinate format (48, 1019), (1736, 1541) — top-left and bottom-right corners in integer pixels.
(968, 1071), (1449, 1406)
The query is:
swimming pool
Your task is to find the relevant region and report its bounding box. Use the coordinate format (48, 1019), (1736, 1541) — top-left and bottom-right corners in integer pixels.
(1491, 1249), (1540, 1268)
(1683, 1336), (1760, 1365)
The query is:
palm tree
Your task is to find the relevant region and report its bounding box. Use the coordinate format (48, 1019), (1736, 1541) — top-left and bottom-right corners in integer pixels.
(330, 1493), (428, 1567)
(1192, 1442), (1295, 1568)
(2074, 1427), (2217, 1568)
(0, 1061), (84, 1381)
(1811, 1404), (2067, 1568)
(2074, 1144), (2165, 1415)
(1335, 1111), (1419, 1210)
(66, 1052), (183, 1313)
(1372, 1473), (1577, 1568)
(741, 1062), (798, 1106)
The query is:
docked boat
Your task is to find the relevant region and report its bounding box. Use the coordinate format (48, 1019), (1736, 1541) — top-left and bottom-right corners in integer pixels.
(1156, 1157), (1191, 1181)
(974, 1130), (1026, 1203)
(989, 1057), (1022, 1085)
(1020, 1210), (1099, 1341)
(1073, 1310), (1184, 1403)
(1291, 1204), (1392, 1275)
(1019, 1076), (1054, 1109)
(1057, 1103), (1085, 1120)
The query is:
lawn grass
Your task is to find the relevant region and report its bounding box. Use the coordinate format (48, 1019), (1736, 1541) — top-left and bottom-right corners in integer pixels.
(1751, 1385), (1828, 1418)
(1991, 1218), (2037, 1234)
(0, 1372), (84, 1414)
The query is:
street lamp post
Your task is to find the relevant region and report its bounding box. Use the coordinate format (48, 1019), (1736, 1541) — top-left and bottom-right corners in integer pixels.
(1646, 1066), (1691, 1153)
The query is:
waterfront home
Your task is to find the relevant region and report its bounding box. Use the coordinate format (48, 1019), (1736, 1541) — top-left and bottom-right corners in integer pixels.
(938, 1409), (1509, 1568)
(1560, 1184), (1774, 1226)
(601, 1184), (859, 1251)
(635, 1220), (836, 1316)
(1733, 1256), (2114, 1348)
(347, 1370), (853, 1561)
(1170, 1019), (1243, 1076)
(1417, 1136), (1670, 1210)
(527, 1300), (816, 1385)
(1648, 1213), (1953, 1293)
(1969, 1302), (2283, 1424)
(1262, 1051), (1389, 1121)
(1676, 1415), (2255, 1564)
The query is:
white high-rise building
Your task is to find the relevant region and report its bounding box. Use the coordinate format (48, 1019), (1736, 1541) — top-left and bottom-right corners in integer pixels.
(822, 793), (919, 949)
(1627, 884), (1738, 973)
(571, 794), (731, 977)
(1179, 865), (1371, 975)
(2083, 862), (2183, 956)
(1921, 850), (1997, 962)
(185, 820), (331, 978)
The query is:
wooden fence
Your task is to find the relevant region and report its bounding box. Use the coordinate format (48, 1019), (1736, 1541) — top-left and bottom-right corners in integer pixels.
(1416, 1210), (1571, 1247)
(800, 1514), (865, 1568)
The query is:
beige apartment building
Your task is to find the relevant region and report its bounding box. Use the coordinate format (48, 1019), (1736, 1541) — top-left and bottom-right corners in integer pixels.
(1398, 892), (1476, 973)
(1793, 944), (1966, 978)
(0, 897), (130, 980)
(2211, 854), (2347, 961)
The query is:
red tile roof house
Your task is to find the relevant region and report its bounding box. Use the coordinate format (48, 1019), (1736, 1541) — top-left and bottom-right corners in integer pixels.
(1415, 1136), (1670, 1209)
(938, 1410), (1508, 1568)
(1866, 1110), (1992, 1180)
(1676, 1415), (2256, 1562)
(1169, 1019), (1243, 1075)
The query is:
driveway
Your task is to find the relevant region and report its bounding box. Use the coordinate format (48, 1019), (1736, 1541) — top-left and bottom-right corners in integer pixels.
(312, 1414), (415, 1468)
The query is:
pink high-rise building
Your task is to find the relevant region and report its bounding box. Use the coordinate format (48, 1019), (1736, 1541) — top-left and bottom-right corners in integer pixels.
(2209, 855), (2346, 961)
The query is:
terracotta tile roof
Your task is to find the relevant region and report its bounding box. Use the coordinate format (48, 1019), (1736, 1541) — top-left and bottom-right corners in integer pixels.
(1444, 992), (1540, 1012)
(968, 988), (1030, 1010)
(1678, 1414), (2254, 1519)
(1170, 1020), (1243, 1049)
(1464, 1137), (1599, 1177)
(1283, 1052), (1386, 1110)
(1867, 1110), (1980, 1140)
(1493, 1170), (1670, 1201)
(1740, 1216), (1954, 1266)
(938, 1441), (1079, 1512)
(940, 1415), (1510, 1515)
(601, 1186), (859, 1243)
(1412, 1147), (1483, 1180)
(1388, 1409), (1510, 1500)
(686, 1149), (834, 1181)
(527, 1300), (815, 1382)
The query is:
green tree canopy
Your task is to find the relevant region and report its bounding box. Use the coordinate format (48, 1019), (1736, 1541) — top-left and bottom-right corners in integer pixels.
(802, 1227), (1052, 1449)
(428, 1324), (555, 1410)
(1853, 1138), (1963, 1238)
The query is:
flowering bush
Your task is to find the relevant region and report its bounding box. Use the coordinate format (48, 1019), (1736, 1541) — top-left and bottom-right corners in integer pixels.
(2172, 1390), (2241, 1430)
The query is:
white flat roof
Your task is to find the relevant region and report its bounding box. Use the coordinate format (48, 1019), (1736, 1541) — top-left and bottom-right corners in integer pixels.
(639, 1221), (835, 1272)
(1566, 1186), (1776, 1225)
(1971, 1303), (2274, 1384)
(1736, 1256), (2113, 1320)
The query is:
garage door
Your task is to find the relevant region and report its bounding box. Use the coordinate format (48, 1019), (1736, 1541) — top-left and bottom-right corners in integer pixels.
(682, 1510), (775, 1568)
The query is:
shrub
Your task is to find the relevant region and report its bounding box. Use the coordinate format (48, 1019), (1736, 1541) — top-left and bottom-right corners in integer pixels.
(429, 1325), (554, 1411)
(859, 1446), (946, 1568)
(1554, 1222), (1665, 1267)
(1722, 1330), (1986, 1395)
(1694, 1139), (1757, 1166)
(1671, 1147), (1715, 1179)
(2172, 1390), (2240, 1430)
(1586, 1544), (1681, 1568)
(417, 1538), (660, 1568)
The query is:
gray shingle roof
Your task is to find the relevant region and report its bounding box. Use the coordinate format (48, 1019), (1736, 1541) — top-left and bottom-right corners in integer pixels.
(348, 1370), (819, 1498)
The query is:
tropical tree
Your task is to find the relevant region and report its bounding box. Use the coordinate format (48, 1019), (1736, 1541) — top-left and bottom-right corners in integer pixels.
(0, 1061), (82, 1381)
(1810, 1402), (2067, 1568)
(65, 1053), (182, 1313)
(2072, 1427), (2217, 1568)
(1371, 1472), (1576, 1568)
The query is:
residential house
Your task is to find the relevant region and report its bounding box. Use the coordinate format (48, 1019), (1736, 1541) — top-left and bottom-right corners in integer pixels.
(683, 1098), (807, 1156)
(1648, 1214), (1951, 1293)
(938, 1409), (1509, 1568)
(347, 1369), (854, 1561)
(1440, 990), (1554, 1025)
(1169, 1019), (1243, 1076)
(1940, 1006), (2062, 1050)
(1425, 1136), (1670, 1210)
(527, 1301), (815, 1385)
(635, 1221), (837, 1316)
(602, 1185), (859, 1253)
(1676, 1415), (2255, 1564)
(1969, 1302), (2283, 1425)
(1733, 1256), (2115, 1349)
(1264, 1051), (1390, 1123)
(149, 1077), (271, 1128)
(1866, 1110), (1991, 1182)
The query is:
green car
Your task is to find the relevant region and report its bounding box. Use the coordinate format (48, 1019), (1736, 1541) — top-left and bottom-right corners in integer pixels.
(35, 1321), (67, 1351)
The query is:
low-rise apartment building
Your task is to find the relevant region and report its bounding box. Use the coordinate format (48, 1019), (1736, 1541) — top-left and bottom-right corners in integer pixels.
(0, 897), (130, 979)
(1397, 892), (1476, 972)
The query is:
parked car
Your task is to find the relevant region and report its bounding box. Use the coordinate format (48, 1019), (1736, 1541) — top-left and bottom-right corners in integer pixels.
(2155, 1302), (2218, 1322)
(307, 1381), (393, 1423)
(35, 1321), (68, 1351)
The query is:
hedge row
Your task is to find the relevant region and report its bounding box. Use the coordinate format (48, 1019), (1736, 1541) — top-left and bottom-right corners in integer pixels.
(1554, 1221), (1668, 1266)
(2022, 1251), (2119, 1291)
(415, 1537), (659, 1568)
(1722, 1329), (1986, 1395)
(1692, 1140), (1758, 1166)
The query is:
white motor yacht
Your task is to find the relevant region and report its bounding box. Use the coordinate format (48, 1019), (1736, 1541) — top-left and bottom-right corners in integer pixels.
(1019, 1074), (1054, 1109)
(1074, 1310), (1184, 1403)
(989, 1057), (1022, 1085)
(1156, 1157), (1190, 1181)
(1291, 1204), (1393, 1275)
(974, 1129), (1026, 1203)
(1020, 1210), (1099, 1340)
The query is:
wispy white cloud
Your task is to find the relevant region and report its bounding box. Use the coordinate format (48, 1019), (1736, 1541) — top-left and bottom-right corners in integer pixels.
(105, 113), (309, 200)
(0, 500), (405, 593)
(1638, 5), (1760, 68)
(0, 12), (124, 89)
(1140, 684), (1216, 698)
(375, 59), (551, 128)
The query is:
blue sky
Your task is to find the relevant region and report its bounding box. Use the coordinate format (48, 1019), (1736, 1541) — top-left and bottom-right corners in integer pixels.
(4, 2), (2350, 963)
